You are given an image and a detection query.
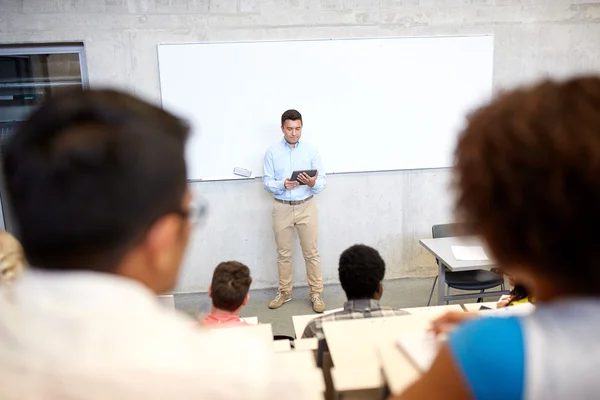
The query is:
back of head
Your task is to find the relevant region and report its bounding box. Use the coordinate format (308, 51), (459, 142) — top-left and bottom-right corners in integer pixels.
(210, 261), (252, 312)
(0, 230), (26, 284)
(338, 244), (385, 300)
(2, 89), (189, 272)
(454, 76), (600, 295)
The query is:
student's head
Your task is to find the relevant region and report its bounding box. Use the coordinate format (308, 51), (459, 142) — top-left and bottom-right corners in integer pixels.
(2, 89), (194, 294)
(0, 231), (26, 284)
(281, 109), (302, 145)
(454, 76), (600, 299)
(338, 244), (385, 300)
(208, 261), (252, 312)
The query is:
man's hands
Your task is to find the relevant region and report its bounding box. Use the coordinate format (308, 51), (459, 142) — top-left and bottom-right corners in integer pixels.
(297, 171), (318, 188)
(285, 172), (318, 190)
(284, 178), (299, 190)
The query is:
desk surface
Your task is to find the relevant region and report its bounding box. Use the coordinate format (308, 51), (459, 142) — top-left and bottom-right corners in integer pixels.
(323, 314), (432, 395)
(378, 341), (421, 395)
(401, 304), (463, 318)
(419, 236), (495, 271)
(294, 337), (318, 351)
(242, 316), (259, 325)
(273, 351), (324, 399)
(292, 304), (462, 340)
(463, 301), (498, 312)
(209, 322), (273, 343)
(273, 339), (292, 352)
(292, 314), (319, 339)
(322, 307), (468, 395)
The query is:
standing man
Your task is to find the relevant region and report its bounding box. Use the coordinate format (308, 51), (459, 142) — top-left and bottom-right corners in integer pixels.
(263, 109), (326, 313)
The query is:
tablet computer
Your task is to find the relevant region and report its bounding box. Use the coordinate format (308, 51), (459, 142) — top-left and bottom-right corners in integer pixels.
(290, 169), (317, 185)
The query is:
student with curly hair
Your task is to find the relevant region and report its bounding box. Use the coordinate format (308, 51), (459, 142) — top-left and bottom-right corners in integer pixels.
(395, 76), (600, 399)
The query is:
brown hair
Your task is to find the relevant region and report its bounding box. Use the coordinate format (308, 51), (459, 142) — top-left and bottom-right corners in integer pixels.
(281, 109), (302, 126)
(454, 76), (600, 294)
(210, 261), (252, 312)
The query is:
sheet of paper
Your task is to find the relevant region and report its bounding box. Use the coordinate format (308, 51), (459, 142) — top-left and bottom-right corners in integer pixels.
(484, 302), (535, 317)
(451, 245), (489, 261)
(396, 331), (442, 372)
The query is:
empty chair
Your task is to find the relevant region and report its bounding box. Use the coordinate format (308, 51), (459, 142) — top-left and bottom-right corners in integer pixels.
(427, 223), (505, 305)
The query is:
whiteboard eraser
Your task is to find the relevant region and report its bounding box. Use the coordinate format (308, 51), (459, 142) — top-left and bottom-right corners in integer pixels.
(233, 167), (252, 178)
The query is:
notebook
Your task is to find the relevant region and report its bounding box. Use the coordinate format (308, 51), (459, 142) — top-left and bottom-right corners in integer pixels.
(396, 331), (443, 372)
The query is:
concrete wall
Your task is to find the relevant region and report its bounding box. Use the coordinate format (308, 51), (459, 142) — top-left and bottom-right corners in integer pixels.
(1, 0), (600, 293)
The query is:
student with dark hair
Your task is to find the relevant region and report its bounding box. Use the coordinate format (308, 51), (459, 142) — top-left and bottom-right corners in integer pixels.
(0, 89), (313, 399)
(497, 274), (534, 308)
(395, 76), (600, 399)
(202, 261), (252, 328)
(302, 244), (408, 339)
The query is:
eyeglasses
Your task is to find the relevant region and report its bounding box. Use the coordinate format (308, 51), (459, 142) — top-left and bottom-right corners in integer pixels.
(177, 197), (207, 226)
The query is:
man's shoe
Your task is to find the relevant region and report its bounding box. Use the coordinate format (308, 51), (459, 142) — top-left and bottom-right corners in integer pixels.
(311, 295), (325, 313)
(269, 292), (292, 309)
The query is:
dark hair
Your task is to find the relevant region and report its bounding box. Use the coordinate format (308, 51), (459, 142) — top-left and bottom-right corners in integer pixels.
(508, 284), (529, 305)
(454, 76), (600, 295)
(338, 244), (385, 300)
(2, 89), (189, 272)
(281, 109), (302, 126)
(210, 261), (252, 312)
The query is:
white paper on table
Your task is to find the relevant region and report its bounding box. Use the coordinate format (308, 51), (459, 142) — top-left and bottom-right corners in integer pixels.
(485, 302), (536, 317)
(396, 331), (442, 372)
(451, 245), (489, 261)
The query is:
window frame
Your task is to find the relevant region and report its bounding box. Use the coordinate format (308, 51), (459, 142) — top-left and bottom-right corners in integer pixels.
(0, 43), (89, 231)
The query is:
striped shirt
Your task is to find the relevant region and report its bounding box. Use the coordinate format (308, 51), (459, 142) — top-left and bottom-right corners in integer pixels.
(301, 299), (409, 340)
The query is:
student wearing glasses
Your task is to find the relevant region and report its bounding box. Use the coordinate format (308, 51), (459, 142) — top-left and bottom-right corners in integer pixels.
(0, 90), (316, 399)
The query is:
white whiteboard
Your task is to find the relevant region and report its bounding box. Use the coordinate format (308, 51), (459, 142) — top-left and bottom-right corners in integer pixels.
(158, 36), (494, 181)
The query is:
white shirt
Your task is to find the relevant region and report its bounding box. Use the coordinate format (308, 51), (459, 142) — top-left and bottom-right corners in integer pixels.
(0, 269), (315, 400)
(524, 299), (600, 400)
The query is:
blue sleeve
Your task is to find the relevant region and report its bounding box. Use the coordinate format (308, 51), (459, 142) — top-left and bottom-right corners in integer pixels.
(310, 148), (326, 194)
(448, 316), (525, 400)
(263, 150), (285, 195)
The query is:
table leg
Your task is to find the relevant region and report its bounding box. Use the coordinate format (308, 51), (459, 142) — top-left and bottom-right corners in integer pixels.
(437, 259), (446, 305)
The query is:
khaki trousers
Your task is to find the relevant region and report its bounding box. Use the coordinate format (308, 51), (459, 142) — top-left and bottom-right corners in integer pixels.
(272, 197), (323, 296)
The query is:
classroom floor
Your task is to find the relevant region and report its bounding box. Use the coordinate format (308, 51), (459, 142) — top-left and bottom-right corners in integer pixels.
(174, 277), (498, 337)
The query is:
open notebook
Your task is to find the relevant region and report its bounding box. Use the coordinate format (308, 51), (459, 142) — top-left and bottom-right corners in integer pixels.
(396, 331), (444, 372)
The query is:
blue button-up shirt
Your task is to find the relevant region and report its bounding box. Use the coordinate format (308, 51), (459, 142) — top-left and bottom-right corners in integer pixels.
(263, 138), (326, 201)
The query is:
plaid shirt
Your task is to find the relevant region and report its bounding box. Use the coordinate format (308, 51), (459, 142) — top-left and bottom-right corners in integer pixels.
(301, 299), (410, 340)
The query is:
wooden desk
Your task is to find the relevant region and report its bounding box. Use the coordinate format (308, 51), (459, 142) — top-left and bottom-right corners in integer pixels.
(463, 301), (498, 312)
(330, 366), (385, 399)
(294, 337), (318, 351)
(274, 351), (325, 399)
(420, 236), (508, 305)
(292, 314), (318, 339)
(378, 341), (421, 396)
(400, 304), (463, 319)
(273, 339), (292, 352)
(323, 315), (432, 396)
(209, 323), (273, 343)
(241, 316), (259, 325)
